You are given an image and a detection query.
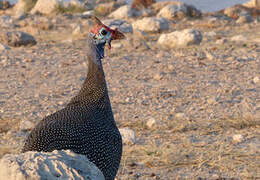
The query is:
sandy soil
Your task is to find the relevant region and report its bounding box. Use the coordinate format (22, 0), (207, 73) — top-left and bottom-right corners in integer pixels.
(0, 12), (259, 179)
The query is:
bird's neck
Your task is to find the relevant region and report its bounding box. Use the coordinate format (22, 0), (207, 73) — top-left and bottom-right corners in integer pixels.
(68, 43), (109, 106)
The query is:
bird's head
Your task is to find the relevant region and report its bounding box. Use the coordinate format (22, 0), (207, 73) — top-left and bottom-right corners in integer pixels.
(90, 16), (125, 50)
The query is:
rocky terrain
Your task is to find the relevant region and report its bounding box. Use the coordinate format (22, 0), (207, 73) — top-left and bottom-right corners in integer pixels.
(0, 0), (259, 179)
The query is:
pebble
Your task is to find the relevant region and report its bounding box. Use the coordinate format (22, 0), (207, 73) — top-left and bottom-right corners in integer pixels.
(168, 64), (174, 71)
(146, 117), (157, 129)
(216, 38), (228, 45)
(119, 128), (136, 145)
(153, 73), (163, 80)
(175, 113), (186, 119)
(207, 97), (216, 105)
(232, 134), (244, 143)
(20, 120), (34, 131)
(205, 51), (216, 60)
(253, 76), (259, 84)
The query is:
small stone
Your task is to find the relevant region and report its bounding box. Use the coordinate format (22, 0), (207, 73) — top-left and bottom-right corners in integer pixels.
(168, 64), (174, 71)
(175, 113), (185, 119)
(119, 128), (136, 145)
(216, 38), (227, 44)
(253, 76), (259, 84)
(58, 101), (64, 105)
(226, 56), (235, 61)
(211, 174), (219, 179)
(153, 73), (163, 80)
(207, 97), (216, 105)
(146, 118), (157, 129)
(20, 120), (34, 131)
(205, 51), (216, 60)
(232, 134), (244, 142)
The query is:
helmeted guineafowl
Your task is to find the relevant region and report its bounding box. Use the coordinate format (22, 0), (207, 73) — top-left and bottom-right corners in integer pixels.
(22, 16), (125, 180)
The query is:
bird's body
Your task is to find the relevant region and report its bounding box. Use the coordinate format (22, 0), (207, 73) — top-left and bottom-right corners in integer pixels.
(22, 17), (125, 180)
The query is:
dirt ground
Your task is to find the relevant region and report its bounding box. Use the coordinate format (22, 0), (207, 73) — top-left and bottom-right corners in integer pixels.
(0, 12), (259, 179)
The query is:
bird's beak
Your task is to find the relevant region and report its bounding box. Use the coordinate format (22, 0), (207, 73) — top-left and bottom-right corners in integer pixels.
(107, 28), (125, 49)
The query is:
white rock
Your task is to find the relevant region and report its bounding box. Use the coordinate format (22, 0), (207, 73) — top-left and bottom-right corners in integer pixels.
(0, 150), (105, 180)
(253, 76), (259, 84)
(20, 120), (34, 131)
(158, 29), (202, 48)
(31, 0), (61, 15)
(157, 4), (188, 19)
(132, 17), (169, 33)
(146, 118), (157, 129)
(231, 35), (246, 42)
(14, 0), (36, 13)
(232, 134), (244, 142)
(103, 19), (133, 33)
(109, 5), (133, 19)
(153, 1), (201, 18)
(119, 128), (136, 145)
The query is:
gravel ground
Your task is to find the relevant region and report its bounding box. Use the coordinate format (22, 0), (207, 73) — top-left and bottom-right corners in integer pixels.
(0, 13), (259, 179)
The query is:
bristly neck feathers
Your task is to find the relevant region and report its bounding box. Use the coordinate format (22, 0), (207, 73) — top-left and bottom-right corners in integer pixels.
(67, 38), (110, 107)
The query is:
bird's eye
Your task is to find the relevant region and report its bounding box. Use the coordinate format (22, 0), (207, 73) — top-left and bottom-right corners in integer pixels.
(100, 29), (108, 36)
(100, 29), (107, 35)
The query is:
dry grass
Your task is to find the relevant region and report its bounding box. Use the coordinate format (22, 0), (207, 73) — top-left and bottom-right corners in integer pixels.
(118, 117), (260, 179)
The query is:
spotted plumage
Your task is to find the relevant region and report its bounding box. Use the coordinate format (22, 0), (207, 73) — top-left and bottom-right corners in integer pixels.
(22, 16), (125, 180)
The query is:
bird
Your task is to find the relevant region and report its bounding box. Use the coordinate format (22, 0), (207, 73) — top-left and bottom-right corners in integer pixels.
(22, 16), (125, 180)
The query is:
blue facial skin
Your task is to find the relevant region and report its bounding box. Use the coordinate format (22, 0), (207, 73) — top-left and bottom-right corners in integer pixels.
(96, 42), (105, 60)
